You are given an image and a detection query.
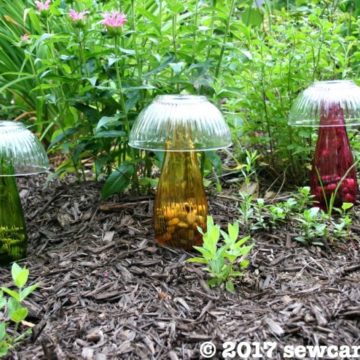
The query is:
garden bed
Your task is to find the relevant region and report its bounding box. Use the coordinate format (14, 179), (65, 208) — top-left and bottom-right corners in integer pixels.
(1, 177), (360, 359)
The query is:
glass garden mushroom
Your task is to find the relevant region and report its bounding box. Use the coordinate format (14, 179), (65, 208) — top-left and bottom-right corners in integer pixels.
(129, 95), (231, 250)
(0, 121), (49, 265)
(289, 80), (360, 209)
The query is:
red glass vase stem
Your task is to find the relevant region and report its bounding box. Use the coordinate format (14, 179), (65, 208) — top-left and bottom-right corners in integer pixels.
(310, 104), (357, 209)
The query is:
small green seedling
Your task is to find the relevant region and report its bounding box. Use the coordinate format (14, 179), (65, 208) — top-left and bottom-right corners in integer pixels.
(187, 216), (253, 293)
(332, 202), (353, 239)
(295, 207), (328, 245)
(0, 263), (38, 357)
(295, 186), (313, 210)
(295, 200), (354, 246)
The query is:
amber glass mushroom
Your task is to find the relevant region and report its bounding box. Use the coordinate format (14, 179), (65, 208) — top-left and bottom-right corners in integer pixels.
(289, 80), (360, 209)
(0, 121), (49, 264)
(129, 95), (231, 250)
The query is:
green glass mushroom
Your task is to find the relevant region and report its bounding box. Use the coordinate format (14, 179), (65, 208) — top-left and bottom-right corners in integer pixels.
(0, 121), (49, 265)
(129, 95), (231, 250)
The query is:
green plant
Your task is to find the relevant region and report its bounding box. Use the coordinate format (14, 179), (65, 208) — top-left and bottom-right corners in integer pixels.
(187, 216), (253, 293)
(251, 198), (267, 231)
(295, 186), (313, 210)
(238, 192), (254, 232)
(241, 150), (260, 185)
(314, 160), (358, 215)
(295, 207), (328, 246)
(332, 202), (353, 239)
(1, 1), (359, 192)
(295, 200), (354, 245)
(0, 263), (38, 357)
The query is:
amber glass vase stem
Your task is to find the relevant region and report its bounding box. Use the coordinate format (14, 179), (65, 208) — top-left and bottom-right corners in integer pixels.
(154, 151), (208, 250)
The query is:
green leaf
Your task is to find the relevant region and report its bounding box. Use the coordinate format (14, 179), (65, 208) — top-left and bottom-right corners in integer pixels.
(9, 307), (28, 323)
(203, 217), (220, 256)
(342, 202), (353, 211)
(240, 259), (250, 268)
(0, 292), (5, 310)
(193, 246), (212, 261)
(0, 342), (9, 357)
(6, 297), (21, 318)
(237, 244), (254, 256)
(241, 7), (263, 27)
(49, 127), (79, 149)
(228, 222), (239, 242)
(11, 264), (29, 288)
(225, 281), (235, 293)
(95, 116), (121, 132)
(209, 257), (225, 275)
(208, 278), (220, 288)
(1, 288), (19, 302)
(93, 130), (126, 138)
(186, 257), (208, 264)
(101, 162), (135, 199)
(0, 323), (5, 341)
(234, 236), (251, 248)
(169, 62), (185, 74)
(20, 284), (38, 302)
(11, 263), (22, 283)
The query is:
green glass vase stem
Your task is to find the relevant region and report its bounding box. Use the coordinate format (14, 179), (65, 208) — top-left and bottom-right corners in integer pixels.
(0, 164), (27, 265)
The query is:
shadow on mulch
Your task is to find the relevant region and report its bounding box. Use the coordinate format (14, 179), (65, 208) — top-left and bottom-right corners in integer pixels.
(0, 176), (360, 360)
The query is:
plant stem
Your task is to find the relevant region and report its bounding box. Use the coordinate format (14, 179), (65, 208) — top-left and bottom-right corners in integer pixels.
(131, 0), (142, 80)
(191, 0), (200, 63)
(78, 28), (88, 77)
(206, 0), (217, 60)
(114, 35), (131, 165)
(159, 0), (162, 35)
(114, 35), (129, 133)
(172, 12), (179, 92)
(259, 45), (274, 164)
(215, 0), (235, 79)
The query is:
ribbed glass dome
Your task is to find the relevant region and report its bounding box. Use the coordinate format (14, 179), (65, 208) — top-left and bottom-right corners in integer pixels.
(289, 80), (360, 127)
(0, 121), (49, 176)
(129, 95), (232, 151)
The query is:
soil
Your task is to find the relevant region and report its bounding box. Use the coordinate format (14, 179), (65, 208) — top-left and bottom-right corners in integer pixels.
(0, 176), (359, 360)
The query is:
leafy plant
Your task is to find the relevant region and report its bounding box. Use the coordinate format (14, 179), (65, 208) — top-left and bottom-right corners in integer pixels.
(295, 207), (329, 246)
(238, 192), (255, 232)
(241, 150), (260, 186)
(236, 184), (354, 246)
(0, 263), (38, 357)
(295, 202), (353, 245)
(295, 186), (313, 211)
(1, 0), (359, 192)
(187, 216), (253, 293)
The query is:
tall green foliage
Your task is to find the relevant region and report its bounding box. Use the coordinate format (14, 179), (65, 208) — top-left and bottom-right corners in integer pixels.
(0, 0), (359, 193)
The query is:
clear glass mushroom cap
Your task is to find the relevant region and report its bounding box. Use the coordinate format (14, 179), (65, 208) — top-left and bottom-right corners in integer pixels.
(0, 121), (49, 176)
(129, 95), (232, 151)
(289, 80), (360, 127)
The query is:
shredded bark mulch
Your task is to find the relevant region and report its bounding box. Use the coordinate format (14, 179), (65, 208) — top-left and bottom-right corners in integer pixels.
(0, 176), (359, 359)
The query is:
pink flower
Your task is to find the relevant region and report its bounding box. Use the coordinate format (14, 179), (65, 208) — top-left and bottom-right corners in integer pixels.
(102, 11), (127, 33)
(69, 9), (89, 22)
(35, 0), (51, 12)
(21, 34), (30, 42)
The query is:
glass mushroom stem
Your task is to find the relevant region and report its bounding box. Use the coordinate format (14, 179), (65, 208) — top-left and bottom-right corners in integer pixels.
(0, 161), (27, 265)
(128, 94), (232, 249)
(0, 120), (49, 265)
(154, 150), (207, 250)
(310, 104), (358, 209)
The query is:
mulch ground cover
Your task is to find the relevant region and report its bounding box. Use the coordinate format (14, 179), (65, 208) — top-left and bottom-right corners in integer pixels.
(1, 175), (360, 359)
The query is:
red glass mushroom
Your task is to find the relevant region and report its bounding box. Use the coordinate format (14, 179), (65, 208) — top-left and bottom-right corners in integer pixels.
(289, 80), (360, 210)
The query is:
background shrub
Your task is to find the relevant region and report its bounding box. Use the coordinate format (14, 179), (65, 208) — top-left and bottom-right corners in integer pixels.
(0, 0), (359, 194)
